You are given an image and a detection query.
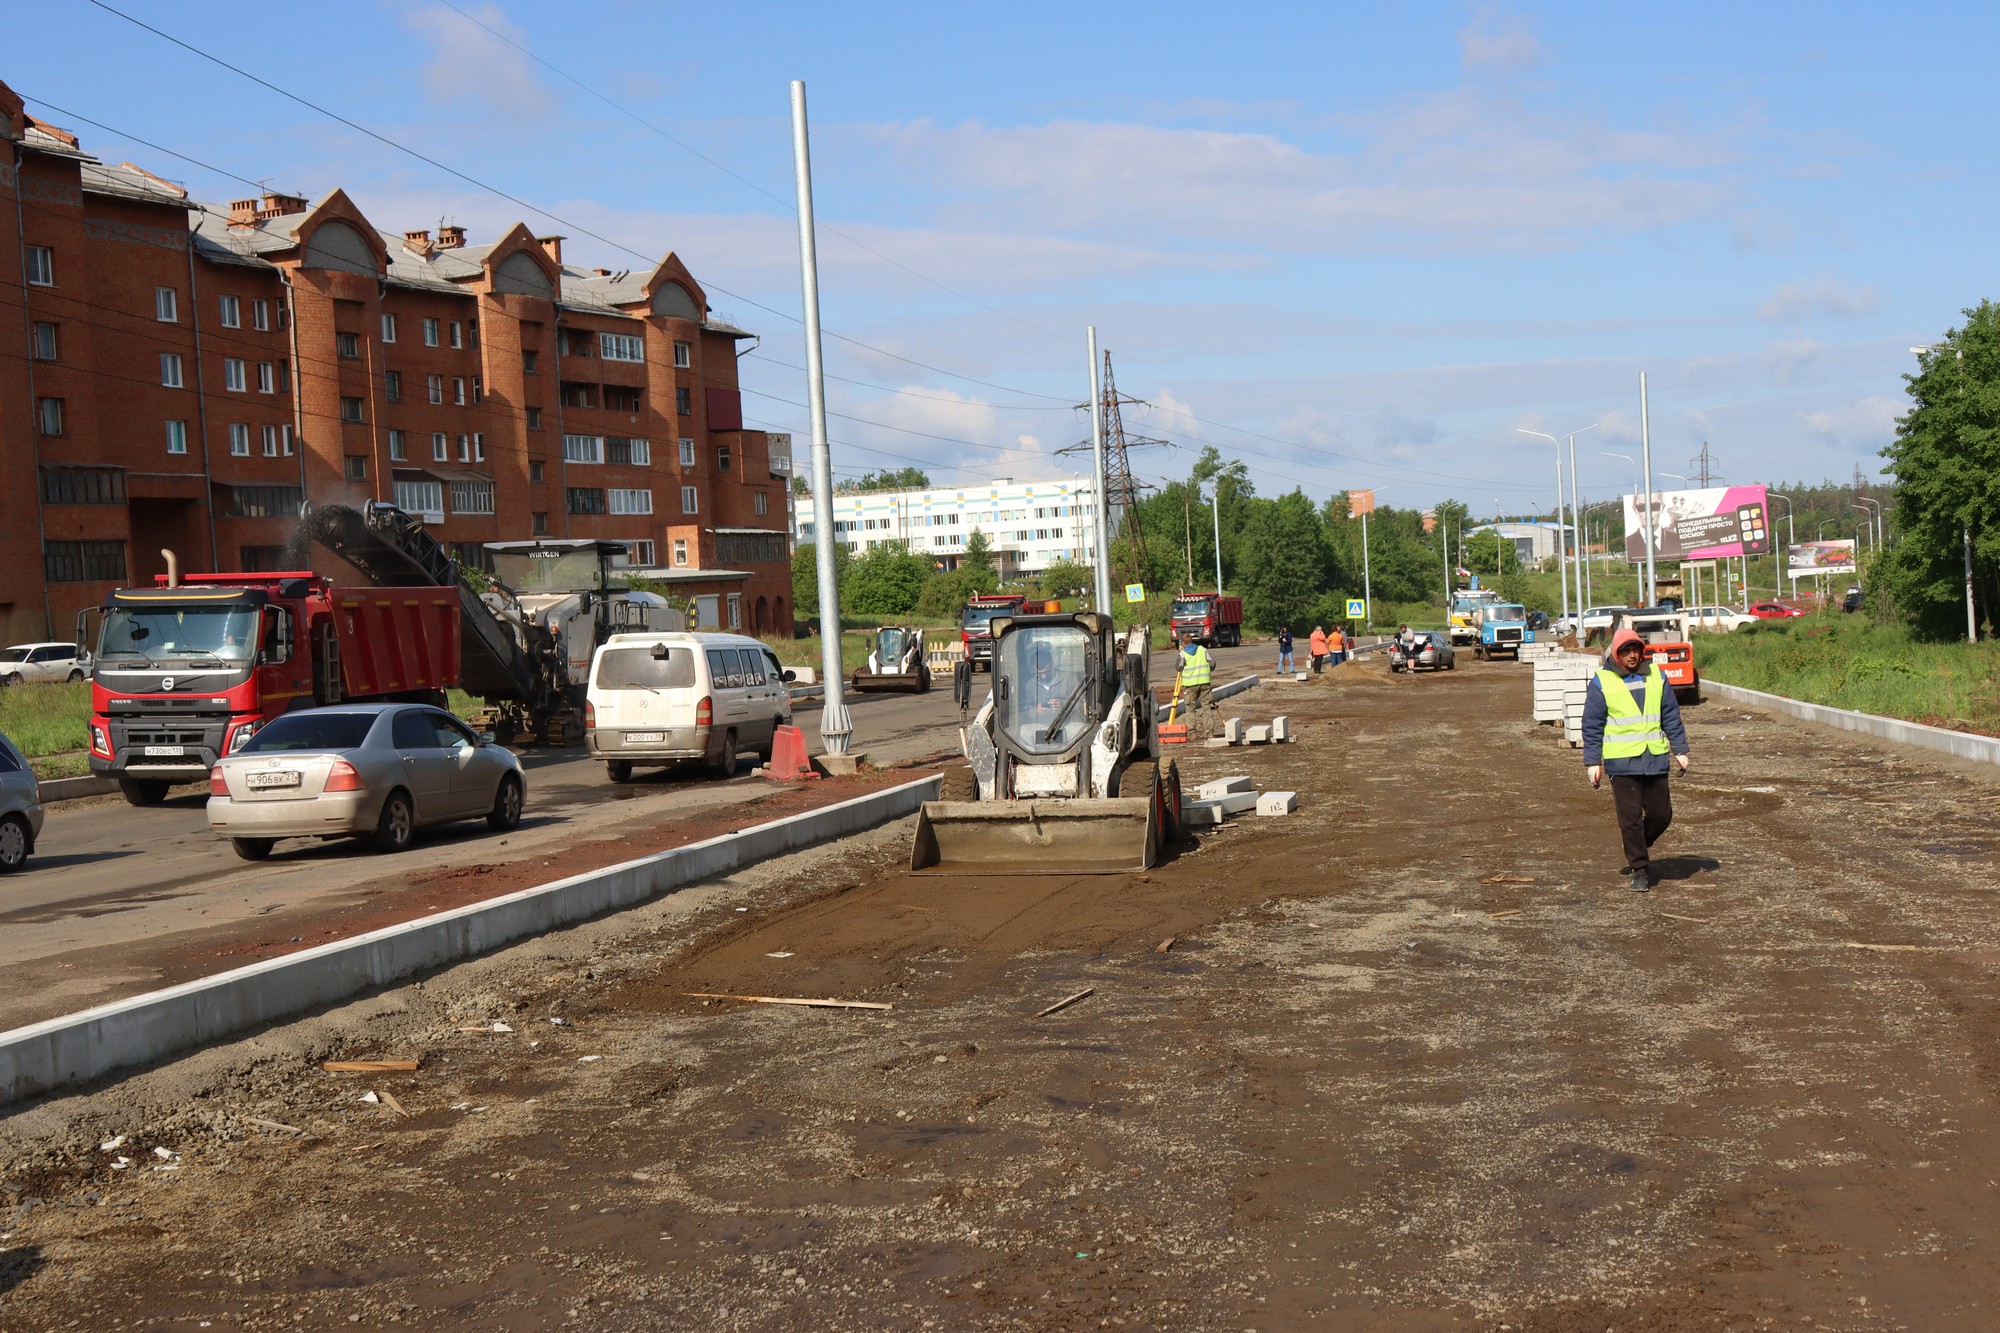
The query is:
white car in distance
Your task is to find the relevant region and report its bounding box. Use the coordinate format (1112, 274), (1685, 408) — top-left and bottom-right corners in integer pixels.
(1685, 605), (1755, 632)
(0, 643), (93, 686)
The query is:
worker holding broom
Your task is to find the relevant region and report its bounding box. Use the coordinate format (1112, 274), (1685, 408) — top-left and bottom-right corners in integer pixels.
(1178, 637), (1216, 740)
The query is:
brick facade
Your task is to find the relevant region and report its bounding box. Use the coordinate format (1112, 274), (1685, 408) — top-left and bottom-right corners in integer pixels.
(0, 84), (792, 645)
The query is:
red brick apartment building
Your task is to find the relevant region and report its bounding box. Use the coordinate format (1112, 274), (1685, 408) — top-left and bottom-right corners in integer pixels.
(0, 81), (794, 645)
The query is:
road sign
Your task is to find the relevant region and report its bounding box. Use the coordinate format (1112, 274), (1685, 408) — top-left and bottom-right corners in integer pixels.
(1346, 598), (1367, 619)
(1124, 583), (1146, 603)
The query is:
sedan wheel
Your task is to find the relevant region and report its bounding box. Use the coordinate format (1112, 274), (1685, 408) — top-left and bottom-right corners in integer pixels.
(67, 669), (86, 683)
(488, 774), (524, 831)
(371, 791), (415, 853)
(0, 815), (28, 873)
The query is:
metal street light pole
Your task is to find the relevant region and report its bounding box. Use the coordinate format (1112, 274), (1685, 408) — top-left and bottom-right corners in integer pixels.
(789, 80), (850, 757)
(1639, 372), (1658, 606)
(1518, 424), (1598, 631)
(1211, 492), (1223, 593)
(1604, 451), (1642, 604)
(1087, 327), (1112, 614)
(1852, 504), (1875, 557)
(1769, 491), (1796, 598)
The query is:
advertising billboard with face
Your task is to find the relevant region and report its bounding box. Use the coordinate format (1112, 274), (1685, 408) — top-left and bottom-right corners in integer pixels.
(1787, 539), (1858, 577)
(1621, 484), (1772, 562)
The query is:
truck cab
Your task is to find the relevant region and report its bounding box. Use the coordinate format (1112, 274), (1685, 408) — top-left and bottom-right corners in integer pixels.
(960, 594), (1026, 672)
(1448, 591), (1500, 645)
(1473, 603), (1533, 661)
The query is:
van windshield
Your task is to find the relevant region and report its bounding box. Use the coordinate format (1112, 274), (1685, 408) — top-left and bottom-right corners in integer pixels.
(596, 646), (697, 690)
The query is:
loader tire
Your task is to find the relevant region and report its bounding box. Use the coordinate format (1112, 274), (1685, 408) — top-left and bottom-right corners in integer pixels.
(1128, 760), (1166, 864)
(938, 767), (976, 802)
(1160, 759), (1184, 845)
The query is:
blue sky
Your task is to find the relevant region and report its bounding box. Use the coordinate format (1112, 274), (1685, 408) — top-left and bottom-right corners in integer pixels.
(14, 1), (1997, 512)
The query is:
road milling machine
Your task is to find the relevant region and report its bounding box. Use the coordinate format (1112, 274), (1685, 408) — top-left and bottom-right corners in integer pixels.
(850, 625), (932, 694)
(911, 612), (1183, 874)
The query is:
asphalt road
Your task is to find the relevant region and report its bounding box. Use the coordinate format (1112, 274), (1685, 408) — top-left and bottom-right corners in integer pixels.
(1, 639), (1280, 1020)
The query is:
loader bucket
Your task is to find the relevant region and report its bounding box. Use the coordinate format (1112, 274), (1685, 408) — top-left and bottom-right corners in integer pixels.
(910, 798), (1157, 875)
(850, 670), (922, 694)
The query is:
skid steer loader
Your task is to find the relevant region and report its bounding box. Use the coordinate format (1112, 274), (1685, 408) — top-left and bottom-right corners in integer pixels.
(911, 612), (1182, 874)
(850, 624), (932, 694)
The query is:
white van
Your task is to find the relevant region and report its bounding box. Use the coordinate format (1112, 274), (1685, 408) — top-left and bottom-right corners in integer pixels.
(586, 633), (796, 782)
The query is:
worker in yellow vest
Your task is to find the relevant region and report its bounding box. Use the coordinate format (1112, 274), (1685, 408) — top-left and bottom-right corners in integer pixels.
(1177, 636), (1216, 741)
(1582, 627), (1691, 893)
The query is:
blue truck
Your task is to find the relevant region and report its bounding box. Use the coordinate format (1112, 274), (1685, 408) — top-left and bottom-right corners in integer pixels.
(1473, 602), (1533, 661)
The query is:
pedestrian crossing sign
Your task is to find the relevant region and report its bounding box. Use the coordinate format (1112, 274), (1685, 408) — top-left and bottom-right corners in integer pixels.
(1124, 583), (1146, 603)
(1346, 598), (1367, 618)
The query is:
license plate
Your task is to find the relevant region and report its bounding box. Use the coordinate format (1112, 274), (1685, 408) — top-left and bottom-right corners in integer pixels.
(625, 731), (665, 744)
(143, 745), (185, 757)
(246, 770), (302, 790)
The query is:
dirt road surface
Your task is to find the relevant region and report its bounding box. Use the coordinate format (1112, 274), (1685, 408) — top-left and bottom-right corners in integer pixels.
(7, 652), (2000, 1329)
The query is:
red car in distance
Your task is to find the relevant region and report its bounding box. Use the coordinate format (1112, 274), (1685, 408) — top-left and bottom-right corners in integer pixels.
(1749, 601), (1805, 619)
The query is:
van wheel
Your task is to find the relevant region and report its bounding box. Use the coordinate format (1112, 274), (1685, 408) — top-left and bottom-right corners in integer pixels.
(119, 778), (170, 806)
(606, 760), (632, 784)
(370, 791), (415, 853)
(231, 837), (274, 861)
(712, 730), (739, 779)
(759, 723), (782, 763)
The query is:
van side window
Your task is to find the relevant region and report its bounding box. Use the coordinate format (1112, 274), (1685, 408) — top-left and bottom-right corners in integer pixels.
(739, 649), (766, 686)
(764, 651), (786, 682)
(705, 648), (736, 688)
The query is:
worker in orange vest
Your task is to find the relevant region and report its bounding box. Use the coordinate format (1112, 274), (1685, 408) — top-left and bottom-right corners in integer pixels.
(1308, 626), (1329, 673)
(1327, 623), (1347, 666)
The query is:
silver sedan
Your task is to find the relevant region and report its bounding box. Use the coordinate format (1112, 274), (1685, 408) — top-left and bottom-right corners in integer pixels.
(0, 731), (44, 873)
(207, 703), (525, 861)
(1415, 632), (1456, 672)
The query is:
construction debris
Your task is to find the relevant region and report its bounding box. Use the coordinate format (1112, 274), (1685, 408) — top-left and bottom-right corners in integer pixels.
(684, 992), (894, 1011)
(322, 1059), (420, 1073)
(1034, 988), (1095, 1019)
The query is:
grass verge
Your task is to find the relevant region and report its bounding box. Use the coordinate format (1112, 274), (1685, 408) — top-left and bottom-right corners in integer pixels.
(1697, 618), (2000, 736)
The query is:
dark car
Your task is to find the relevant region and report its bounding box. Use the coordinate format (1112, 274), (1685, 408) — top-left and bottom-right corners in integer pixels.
(1842, 588), (1863, 614)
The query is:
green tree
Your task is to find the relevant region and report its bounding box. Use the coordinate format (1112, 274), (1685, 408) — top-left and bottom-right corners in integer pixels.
(790, 541), (850, 620)
(1880, 301), (2000, 637)
(834, 467), (931, 495)
(1235, 490), (1327, 631)
(1037, 558), (1095, 600)
(962, 528), (997, 584)
(845, 541), (931, 616)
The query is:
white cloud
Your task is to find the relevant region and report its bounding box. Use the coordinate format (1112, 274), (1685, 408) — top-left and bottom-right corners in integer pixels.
(1798, 395), (1902, 448)
(1458, 6), (1542, 74)
(401, 3), (553, 118)
(1757, 277), (1882, 322)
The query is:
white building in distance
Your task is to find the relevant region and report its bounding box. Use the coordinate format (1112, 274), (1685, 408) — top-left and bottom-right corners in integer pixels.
(794, 478), (1103, 577)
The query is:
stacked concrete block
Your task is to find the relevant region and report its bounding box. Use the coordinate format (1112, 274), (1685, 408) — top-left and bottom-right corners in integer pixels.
(1272, 716), (1291, 742)
(1180, 798), (1227, 827)
(1246, 724), (1272, 745)
(1295, 671), (1310, 683)
(1224, 718), (1245, 745)
(1256, 791), (1298, 815)
(1198, 776), (1254, 799)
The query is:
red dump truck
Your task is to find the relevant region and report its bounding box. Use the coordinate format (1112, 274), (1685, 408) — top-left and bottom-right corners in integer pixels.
(86, 571), (460, 805)
(959, 593), (1027, 672)
(1170, 591), (1243, 647)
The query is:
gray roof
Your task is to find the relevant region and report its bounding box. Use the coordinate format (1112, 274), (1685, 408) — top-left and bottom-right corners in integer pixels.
(80, 160), (188, 206)
(22, 123), (92, 161)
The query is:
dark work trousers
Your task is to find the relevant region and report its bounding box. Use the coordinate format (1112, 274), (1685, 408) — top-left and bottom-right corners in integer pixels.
(1609, 772), (1673, 873)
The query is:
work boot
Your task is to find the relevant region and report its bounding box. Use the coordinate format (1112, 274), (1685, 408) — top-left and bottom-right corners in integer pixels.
(1628, 869), (1652, 894)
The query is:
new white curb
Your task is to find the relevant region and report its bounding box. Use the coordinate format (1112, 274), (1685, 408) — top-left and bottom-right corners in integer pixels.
(0, 773), (942, 1107)
(1702, 678), (2000, 767)
(1154, 673), (1261, 723)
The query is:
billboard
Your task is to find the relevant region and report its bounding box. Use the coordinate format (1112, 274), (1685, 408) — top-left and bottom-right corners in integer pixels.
(1787, 539), (1858, 578)
(1621, 484), (1771, 562)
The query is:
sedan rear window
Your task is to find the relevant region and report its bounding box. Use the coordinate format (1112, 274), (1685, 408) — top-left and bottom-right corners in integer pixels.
(241, 711), (378, 753)
(596, 646), (695, 690)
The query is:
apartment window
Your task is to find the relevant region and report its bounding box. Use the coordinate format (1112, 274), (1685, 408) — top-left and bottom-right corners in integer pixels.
(563, 433), (604, 464)
(607, 437), (650, 466)
(428, 374), (444, 404)
(278, 360), (291, 392)
(423, 318), (439, 347)
(388, 429), (407, 462)
(522, 349), (538, 374)
(563, 329), (595, 357)
(36, 398), (63, 436)
(45, 540), (128, 584)
(673, 340), (690, 369)
(336, 332), (360, 359)
(451, 480), (496, 515)
(566, 487), (606, 515)
(252, 299), (270, 331)
(449, 321), (463, 349)
(155, 286), (178, 322)
(679, 437), (696, 467)
(279, 424), (294, 456)
(457, 433), (483, 464)
(394, 480), (444, 520)
(599, 331), (644, 362)
(166, 420), (188, 455)
(560, 383), (595, 409)
(673, 538), (689, 566)
(680, 485), (699, 515)
(607, 488), (653, 515)
(263, 424), (283, 458)
(676, 387), (692, 416)
(344, 455), (368, 482)
(717, 445), (732, 472)
(473, 432), (486, 463)
(230, 485), (304, 519)
(471, 376), (482, 405)
(25, 246), (53, 286)
(384, 370), (401, 402)
(380, 313), (397, 343)
(627, 540), (655, 566)
(727, 593), (742, 631)
(258, 362), (276, 394)
(532, 512), (549, 536)
(218, 295), (241, 328)
(30, 322), (58, 360)
(529, 460), (545, 483)
(754, 491), (769, 516)
(224, 358), (247, 392)
(432, 432), (449, 462)
(604, 385), (642, 412)
(229, 423), (251, 457)
(526, 406), (543, 430)
(39, 466), (127, 505)
(160, 353), (184, 388)
(339, 396), (365, 423)
(454, 377), (467, 406)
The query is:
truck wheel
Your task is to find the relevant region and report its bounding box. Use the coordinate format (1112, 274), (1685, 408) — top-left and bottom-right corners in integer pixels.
(711, 730), (739, 779)
(370, 790), (415, 854)
(487, 774), (524, 831)
(0, 814), (29, 873)
(606, 760), (633, 784)
(939, 767), (977, 802)
(231, 837), (274, 862)
(119, 778), (170, 807)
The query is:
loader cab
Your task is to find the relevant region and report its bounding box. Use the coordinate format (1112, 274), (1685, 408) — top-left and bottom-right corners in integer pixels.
(995, 620), (1098, 755)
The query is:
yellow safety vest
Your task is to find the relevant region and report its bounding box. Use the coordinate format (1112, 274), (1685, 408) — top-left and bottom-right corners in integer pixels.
(1179, 646), (1213, 687)
(1596, 665), (1669, 759)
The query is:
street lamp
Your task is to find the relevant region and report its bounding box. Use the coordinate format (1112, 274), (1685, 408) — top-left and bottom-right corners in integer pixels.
(1851, 504), (1876, 556)
(1518, 423), (1598, 634)
(1768, 491), (1796, 599)
(1854, 496), (1883, 551)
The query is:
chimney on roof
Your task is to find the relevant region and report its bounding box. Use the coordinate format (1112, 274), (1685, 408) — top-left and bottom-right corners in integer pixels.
(537, 235), (564, 266)
(436, 224), (466, 249)
(229, 198), (260, 227)
(592, 268), (612, 277)
(255, 192), (306, 220)
(405, 229), (433, 257)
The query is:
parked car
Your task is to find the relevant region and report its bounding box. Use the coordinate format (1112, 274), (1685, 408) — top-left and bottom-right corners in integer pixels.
(1843, 586), (1864, 614)
(1749, 601), (1804, 619)
(0, 731), (44, 873)
(1414, 631), (1456, 672)
(207, 703), (525, 861)
(1685, 605), (1755, 632)
(0, 642), (92, 686)
(1579, 605), (1633, 644)
(586, 632), (796, 783)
